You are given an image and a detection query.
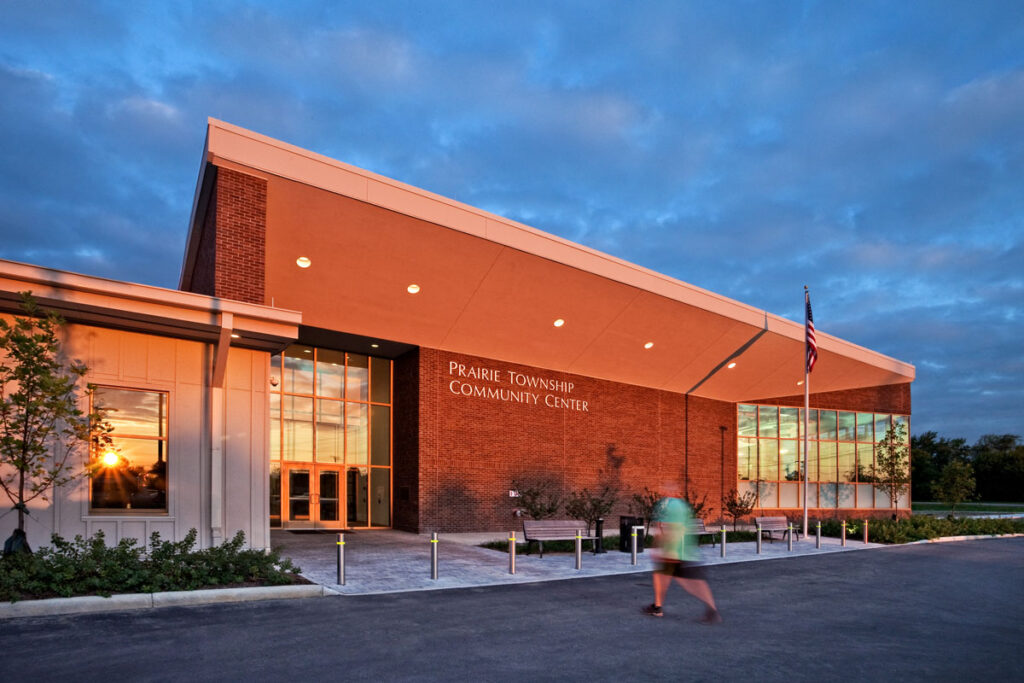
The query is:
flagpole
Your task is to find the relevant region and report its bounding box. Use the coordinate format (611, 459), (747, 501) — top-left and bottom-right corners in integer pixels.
(802, 286), (810, 539)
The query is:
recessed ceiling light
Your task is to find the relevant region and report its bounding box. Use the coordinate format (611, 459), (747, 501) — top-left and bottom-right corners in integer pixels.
(797, 380), (804, 386)
(230, 333), (240, 339)
(644, 342), (654, 349)
(370, 343), (379, 349)
(407, 284), (420, 294)
(553, 319), (565, 327)
(727, 361), (737, 369)
(296, 257), (311, 268)
(303, 349), (311, 354)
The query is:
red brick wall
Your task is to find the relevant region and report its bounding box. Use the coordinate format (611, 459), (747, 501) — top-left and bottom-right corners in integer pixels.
(212, 167), (266, 304)
(394, 348), (913, 532)
(399, 347), (735, 533)
(185, 166), (267, 304)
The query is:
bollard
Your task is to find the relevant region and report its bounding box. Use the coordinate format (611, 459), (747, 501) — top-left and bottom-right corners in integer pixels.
(630, 525), (643, 566)
(787, 524), (794, 552)
(816, 521), (821, 549)
(756, 524), (762, 554)
(841, 521), (847, 547)
(575, 529), (583, 570)
(863, 520), (869, 544)
(336, 532), (346, 586)
(508, 530), (516, 574)
(430, 532), (439, 579)
(720, 526), (727, 558)
(595, 517), (606, 554)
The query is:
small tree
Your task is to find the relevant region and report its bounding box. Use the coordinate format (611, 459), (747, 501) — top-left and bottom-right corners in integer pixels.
(932, 461), (976, 514)
(510, 477), (563, 520)
(722, 488), (757, 531)
(688, 492), (711, 521)
(630, 486), (660, 533)
(565, 485), (618, 535)
(875, 421), (911, 513)
(0, 293), (104, 553)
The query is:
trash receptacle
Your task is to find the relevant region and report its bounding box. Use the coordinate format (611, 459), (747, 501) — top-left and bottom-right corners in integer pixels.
(619, 516), (645, 552)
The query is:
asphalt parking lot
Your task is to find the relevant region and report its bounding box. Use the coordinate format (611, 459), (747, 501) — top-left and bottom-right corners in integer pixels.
(1, 538), (1021, 682)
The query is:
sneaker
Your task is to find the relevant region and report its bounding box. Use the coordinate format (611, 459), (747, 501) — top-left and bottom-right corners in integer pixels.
(643, 603), (664, 618)
(699, 608), (723, 625)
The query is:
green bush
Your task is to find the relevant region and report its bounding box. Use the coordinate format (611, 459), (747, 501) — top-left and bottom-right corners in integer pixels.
(480, 529), (749, 553)
(481, 533), (656, 553)
(818, 516), (1024, 544)
(719, 530), (757, 543)
(0, 529), (301, 602)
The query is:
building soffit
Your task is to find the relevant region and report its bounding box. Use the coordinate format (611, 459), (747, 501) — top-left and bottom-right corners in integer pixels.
(193, 119), (915, 403)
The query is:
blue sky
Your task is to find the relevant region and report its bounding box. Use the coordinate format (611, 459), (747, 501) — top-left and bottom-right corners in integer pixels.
(1, 2), (1021, 442)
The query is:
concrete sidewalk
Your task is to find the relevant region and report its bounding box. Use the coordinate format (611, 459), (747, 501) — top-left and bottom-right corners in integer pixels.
(271, 527), (883, 595)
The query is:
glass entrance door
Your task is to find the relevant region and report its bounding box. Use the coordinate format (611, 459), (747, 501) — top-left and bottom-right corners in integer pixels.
(317, 469), (340, 527)
(283, 465), (344, 528)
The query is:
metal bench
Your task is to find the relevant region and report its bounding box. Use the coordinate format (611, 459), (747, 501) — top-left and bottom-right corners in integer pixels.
(522, 520), (598, 558)
(688, 518), (718, 547)
(755, 516), (800, 543)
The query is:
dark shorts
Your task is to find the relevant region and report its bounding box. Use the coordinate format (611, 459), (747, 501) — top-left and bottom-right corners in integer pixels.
(656, 559), (706, 580)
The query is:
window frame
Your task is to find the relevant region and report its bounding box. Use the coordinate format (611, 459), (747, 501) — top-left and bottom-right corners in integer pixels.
(89, 385), (170, 516)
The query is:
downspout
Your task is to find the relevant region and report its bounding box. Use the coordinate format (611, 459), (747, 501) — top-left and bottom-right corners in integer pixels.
(684, 394), (689, 498)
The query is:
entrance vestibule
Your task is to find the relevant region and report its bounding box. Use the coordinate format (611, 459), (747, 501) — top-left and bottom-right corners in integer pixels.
(269, 345), (392, 529)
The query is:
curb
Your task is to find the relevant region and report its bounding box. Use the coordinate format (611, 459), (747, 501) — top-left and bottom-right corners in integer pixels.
(903, 533), (1024, 545)
(0, 583), (332, 620)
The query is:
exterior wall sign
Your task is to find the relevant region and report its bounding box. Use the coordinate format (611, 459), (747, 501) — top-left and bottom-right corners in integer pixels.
(447, 361), (590, 412)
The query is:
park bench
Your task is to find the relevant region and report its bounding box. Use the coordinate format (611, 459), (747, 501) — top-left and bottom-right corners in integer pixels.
(522, 520), (598, 558)
(755, 516), (801, 543)
(688, 518), (718, 547)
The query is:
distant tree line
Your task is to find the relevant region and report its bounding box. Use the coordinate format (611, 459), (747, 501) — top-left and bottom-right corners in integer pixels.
(912, 433), (1024, 502)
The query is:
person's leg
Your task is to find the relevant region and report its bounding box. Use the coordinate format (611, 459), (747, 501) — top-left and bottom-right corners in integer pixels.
(676, 577), (716, 611)
(652, 570), (671, 606)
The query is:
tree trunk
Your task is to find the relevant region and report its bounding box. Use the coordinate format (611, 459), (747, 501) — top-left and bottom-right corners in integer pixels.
(17, 466), (25, 532)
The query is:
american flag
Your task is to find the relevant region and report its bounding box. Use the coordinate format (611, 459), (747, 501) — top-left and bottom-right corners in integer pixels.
(805, 290), (817, 373)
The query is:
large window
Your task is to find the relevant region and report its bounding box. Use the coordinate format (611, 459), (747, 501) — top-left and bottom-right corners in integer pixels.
(91, 387), (168, 513)
(269, 346), (392, 528)
(737, 404), (908, 509)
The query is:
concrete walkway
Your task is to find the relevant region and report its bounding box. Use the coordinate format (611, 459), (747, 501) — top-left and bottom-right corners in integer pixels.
(271, 527), (883, 595)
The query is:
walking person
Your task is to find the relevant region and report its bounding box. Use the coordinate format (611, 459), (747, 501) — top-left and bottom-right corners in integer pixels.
(643, 482), (722, 624)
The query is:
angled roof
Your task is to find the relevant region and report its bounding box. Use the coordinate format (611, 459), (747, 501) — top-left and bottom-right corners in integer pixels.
(184, 118), (913, 402)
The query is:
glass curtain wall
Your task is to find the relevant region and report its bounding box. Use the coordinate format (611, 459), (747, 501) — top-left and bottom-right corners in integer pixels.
(738, 404), (908, 509)
(269, 345), (392, 528)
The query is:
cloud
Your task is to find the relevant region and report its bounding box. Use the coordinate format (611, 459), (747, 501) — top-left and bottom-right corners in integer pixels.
(0, 1), (1021, 440)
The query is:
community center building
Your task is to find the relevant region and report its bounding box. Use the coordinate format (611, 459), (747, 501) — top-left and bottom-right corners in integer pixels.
(2, 119), (914, 550)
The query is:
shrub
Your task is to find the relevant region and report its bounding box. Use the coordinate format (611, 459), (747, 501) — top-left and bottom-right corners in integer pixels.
(0, 529), (301, 602)
(818, 516), (1024, 544)
(481, 533), (656, 553)
(510, 477), (563, 520)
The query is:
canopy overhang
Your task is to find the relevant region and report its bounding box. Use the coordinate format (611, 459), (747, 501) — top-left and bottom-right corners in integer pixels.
(184, 119), (914, 403)
(0, 259), (301, 353)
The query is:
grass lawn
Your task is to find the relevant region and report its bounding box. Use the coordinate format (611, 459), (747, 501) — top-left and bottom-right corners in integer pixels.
(912, 501), (1024, 513)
